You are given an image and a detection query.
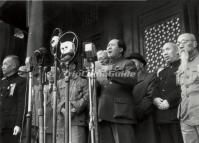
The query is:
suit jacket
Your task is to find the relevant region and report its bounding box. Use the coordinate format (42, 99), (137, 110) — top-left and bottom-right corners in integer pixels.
(98, 58), (137, 124)
(57, 75), (89, 127)
(153, 60), (181, 124)
(133, 73), (158, 143)
(0, 73), (26, 130)
(133, 73), (156, 120)
(43, 84), (53, 133)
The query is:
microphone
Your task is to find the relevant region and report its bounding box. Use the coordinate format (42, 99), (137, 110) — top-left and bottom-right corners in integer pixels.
(60, 41), (75, 55)
(58, 31), (78, 63)
(50, 36), (59, 49)
(60, 53), (74, 63)
(34, 47), (48, 56)
(50, 28), (62, 48)
(33, 47), (48, 65)
(60, 41), (75, 62)
(83, 42), (97, 62)
(18, 66), (28, 73)
(18, 66), (29, 77)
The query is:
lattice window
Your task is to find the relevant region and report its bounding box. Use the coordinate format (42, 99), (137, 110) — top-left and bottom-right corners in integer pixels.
(144, 15), (182, 73)
(81, 6), (98, 27)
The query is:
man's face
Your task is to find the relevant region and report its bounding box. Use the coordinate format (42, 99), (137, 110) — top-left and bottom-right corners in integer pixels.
(2, 57), (15, 76)
(47, 71), (54, 83)
(177, 34), (197, 53)
(162, 43), (178, 63)
(106, 39), (123, 58)
(60, 41), (75, 55)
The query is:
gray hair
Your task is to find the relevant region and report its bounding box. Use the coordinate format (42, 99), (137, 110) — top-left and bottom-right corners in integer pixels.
(4, 55), (20, 69)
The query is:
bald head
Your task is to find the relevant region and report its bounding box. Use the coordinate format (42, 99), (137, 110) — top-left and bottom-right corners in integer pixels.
(2, 55), (20, 77)
(177, 33), (196, 42)
(177, 33), (197, 53)
(162, 42), (179, 63)
(163, 42), (178, 49)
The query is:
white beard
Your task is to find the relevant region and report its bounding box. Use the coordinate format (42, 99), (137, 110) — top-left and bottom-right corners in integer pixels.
(178, 49), (189, 73)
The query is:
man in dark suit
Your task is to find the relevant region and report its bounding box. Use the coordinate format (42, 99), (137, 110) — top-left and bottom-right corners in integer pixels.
(97, 39), (137, 143)
(153, 42), (183, 143)
(0, 55), (27, 143)
(128, 53), (158, 143)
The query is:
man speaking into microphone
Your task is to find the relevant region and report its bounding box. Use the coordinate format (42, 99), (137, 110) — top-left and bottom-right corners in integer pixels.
(97, 39), (137, 143)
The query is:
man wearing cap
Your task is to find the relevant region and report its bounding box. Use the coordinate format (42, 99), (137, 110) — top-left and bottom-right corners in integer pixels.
(153, 42), (183, 143)
(128, 53), (158, 143)
(97, 39), (137, 143)
(176, 33), (199, 143)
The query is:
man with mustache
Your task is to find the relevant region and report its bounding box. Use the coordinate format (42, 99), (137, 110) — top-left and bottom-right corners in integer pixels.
(177, 33), (199, 143)
(153, 42), (183, 143)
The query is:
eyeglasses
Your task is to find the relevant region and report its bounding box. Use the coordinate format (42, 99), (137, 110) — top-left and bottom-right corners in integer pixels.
(176, 40), (196, 46)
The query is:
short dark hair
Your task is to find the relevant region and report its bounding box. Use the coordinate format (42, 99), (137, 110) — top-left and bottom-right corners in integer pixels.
(117, 39), (126, 55)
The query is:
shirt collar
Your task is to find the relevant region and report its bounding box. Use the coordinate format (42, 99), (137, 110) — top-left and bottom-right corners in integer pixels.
(3, 72), (18, 81)
(169, 59), (180, 67)
(109, 57), (124, 64)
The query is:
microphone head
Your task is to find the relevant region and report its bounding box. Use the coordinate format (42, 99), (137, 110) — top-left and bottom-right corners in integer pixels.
(50, 28), (62, 52)
(18, 66), (29, 77)
(18, 66), (28, 73)
(39, 47), (47, 54)
(50, 36), (59, 48)
(34, 47), (47, 55)
(52, 28), (62, 37)
(60, 41), (75, 55)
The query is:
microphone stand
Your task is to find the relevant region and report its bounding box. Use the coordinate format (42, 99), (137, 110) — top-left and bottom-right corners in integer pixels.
(43, 66), (48, 143)
(60, 56), (71, 143)
(88, 62), (99, 143)
(35, 50), (47, 143)
(43, 87), (47, 143)
(52, 50), (58, 143)
(63, 61), (70, 143)
(25, 62), (33, 143)
(51, 30), (78, 143)
(38, 65), (44, 143)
